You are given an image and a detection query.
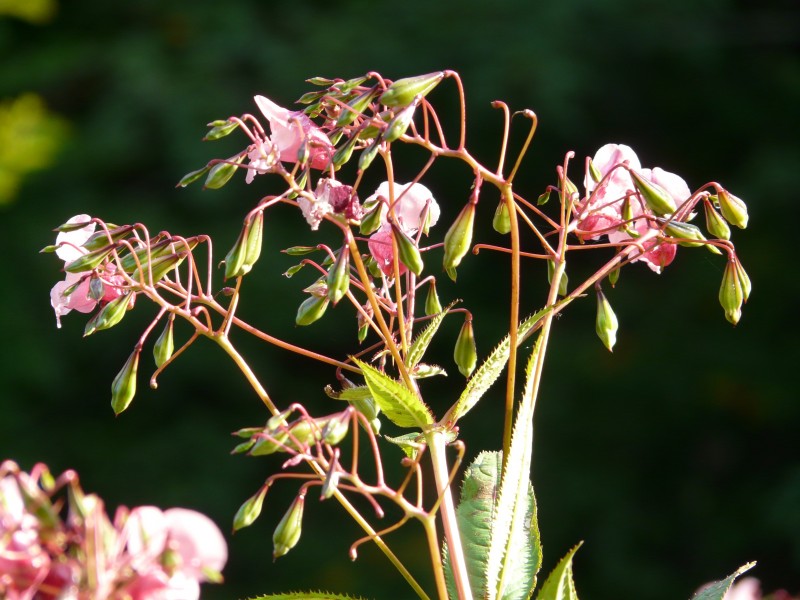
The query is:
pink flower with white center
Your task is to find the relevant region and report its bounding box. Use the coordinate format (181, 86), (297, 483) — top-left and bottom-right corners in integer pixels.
(50, 215), (130, 328)
(365, 182), (440, 277)
(575, 143), (691, 273)
(254, 95), (333, 171)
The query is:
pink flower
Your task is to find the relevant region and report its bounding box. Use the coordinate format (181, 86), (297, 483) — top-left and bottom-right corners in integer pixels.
(575, 143), (690, 273)
(365, 182), (440, 277)
(50, 215), (129, 328)
(254, 95), (333, 171)
(723, 578), (762, 600)
(296, 178), (361, 230)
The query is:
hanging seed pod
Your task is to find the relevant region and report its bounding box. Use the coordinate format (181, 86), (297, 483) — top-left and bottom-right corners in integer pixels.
(273, 494), (305, 559)
(111, 349), (140, 415)
(296, 294), (330, 326)
(547, 260), (568, 296)
(326, 247), (350, 305)
(425, 279), (443, 316)
(718, 258), (744, 325)
(232, 487), (267, 532)
(203, 155), (245, 189)
(153, 317), (175, 368)
(379, 71), (445, 108)
(717, 189), (749, 229)
(492, 200), (511, 234)
(453, 317), (477, 378)
(629, 169), (677, 216)
(391, 222), (424, 275)
(595, 289), (619, 352)
(704, 201), (731, 240)
(84, 293), (134, 337)
(443, 201), (476, 275)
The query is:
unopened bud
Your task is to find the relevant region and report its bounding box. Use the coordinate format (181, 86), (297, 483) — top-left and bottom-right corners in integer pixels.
(629, 169), (677, 216)
(203, 155), (245, 190)
(379, 72), (445, 108)
(111, 349), (139, 415)
(703, 201), (731, 240)
(719, 258), (744, 325)
(232, 487), (267, 532)
(595, 289), (619, 352)
(492, 200), (511, 234)
(326, 247), (350, 305)
(273, 494), (305, 559)
(153, 318), (174, 368)
(547, 260), (568, 296)
(454, 317), (477, 378)
(443, 201), (476, 275)
(84, 293), (133, 337)
(717, 189), (749, 229)
(391, 222), (424, 275)
(425, 279), (443, 316)
(296, 294), (330, 326)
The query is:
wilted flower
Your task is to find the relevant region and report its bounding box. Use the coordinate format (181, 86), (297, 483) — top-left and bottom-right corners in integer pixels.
(576, 143), (691, 273)
(297, 178), (360, 230)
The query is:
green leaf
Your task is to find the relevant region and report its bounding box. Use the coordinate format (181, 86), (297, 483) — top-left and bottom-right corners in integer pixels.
(245, 593), (369, 600)
(406, 303), (453, 369)
(351, 358), (434, 429)
(690, 563), (757, 600)
(485, 338), (544, 600)
(384, 432), (424, 460)
(447, 306), (554, 424)
(535, 543), (583, 600)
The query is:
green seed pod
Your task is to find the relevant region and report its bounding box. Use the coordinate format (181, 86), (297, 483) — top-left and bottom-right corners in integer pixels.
(588, 159), (603, 183)
(379, 71), (445, 108)
(64, 246), (115, 274)
(225, 211), (264, 279)
(547, 260), (568, 296)
(662, 220), (709, 248)
(608, 267), (620, 287)
(443, 201), (476, 273)
(82, 225), (135, 252)
(357, 321), (369, 343)
(332, 134), (359, 170)
(492, 200), (511, 235)
(359, 201), (383, 235)
(203, 119), (240, 141)
(142, 251), (189, 284)
(232, 487), (267, 532)
(718, 189), (749, 229)
(320, 414), (350, 445)
(383, 101), (418, 143)
(203, 154), (245, 190)
(177, 165), (212, 188)
(153, 318), (174, 368)
(358, 138), (381, 171)
(295, 294), (330, 326)
(703, 201), (731, 240)
(629, 169), (677, 216)
(719, 259), (744, 325)
(84, 293), (133, 337)
(391, 223), (424, 275)
(249, 430), (290, 456)
(454, 318), (477, 378)
(425, 279), (443, 316)
(537, 189), (551, 206)
(734, 257), (751, 303)
(326, 247), (350, 305)
(320, 466), (340, 501)
(336, 88), (378, 127)
(595, 289), (619, 352)
(273, 495), (305, 559)
(111, 349), (139, 415)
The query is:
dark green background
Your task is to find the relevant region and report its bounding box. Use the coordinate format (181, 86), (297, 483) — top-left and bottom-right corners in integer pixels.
(1, 0), (798, 598)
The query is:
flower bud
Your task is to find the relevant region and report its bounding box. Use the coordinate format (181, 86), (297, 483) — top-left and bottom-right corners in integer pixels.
(595, 289), (619, 352)
(717, 189), (749, 229)
(454, 317), (477, 378)
(111, 349), (139, 415)
(703, 201), (731, 240)
(547, 260), (568, 296)
(492, 200), (511, 234)
(84, 293), (133, 337)
(296, 294), (330, 326)
(443, 201), (476, 275)
(629, 169), (677, 216)
(203, 155), (245, 190)
(719, 259), (744, 325)
(326, 247), (350, 305)
(425, 279), (443, 316)
(232, 487), (267, 532)
(273, 494), (305, 559)
(153, 318), (174, 368)
(383, 100), (418, 143)
(379, 71), (445, 108)
(391, 222), (424, 275)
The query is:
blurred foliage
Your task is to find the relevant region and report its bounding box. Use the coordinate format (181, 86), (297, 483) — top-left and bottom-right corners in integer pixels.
(0, 0), (56, 24)
(1, 0), (798, 599)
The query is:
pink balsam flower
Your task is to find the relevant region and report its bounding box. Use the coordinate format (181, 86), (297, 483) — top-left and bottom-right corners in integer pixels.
(575, 143), (691, 273)
(365, 182), (440, 276)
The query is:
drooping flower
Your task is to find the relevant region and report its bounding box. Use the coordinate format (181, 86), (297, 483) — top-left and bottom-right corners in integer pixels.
(297, 178), (360, 230)
(575, 143), (691, 273)
(254, 95), (333, 170)
(364, 182), (440, 277)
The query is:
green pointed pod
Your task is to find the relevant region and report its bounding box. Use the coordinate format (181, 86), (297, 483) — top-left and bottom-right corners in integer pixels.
(153, 318), (174, 368)
(425, 279), (443, 316)
(295, 294), (330, 326)
(719, 259), (744, 325)
(273, 494), (305, 559)
(332, 134), (359, 169)
(232, 486), (267, 532)
(111, 349), (139, 415)
(718, 189), (749, 229)
(336, 88), (378, 127)
(383, 100), (418, 143)
(629, 169), (677, 216)
(358, 138), (380, 171)
(537, 189), (551, 206)
(735, 257), (751, 303)
(203, 154), (245, 190)
(203, 119), (240, 141)
(177, 165), (212, 188)
(588, 159), (603, 183)
(608, 266), (620, 287)
(225, 211), (264, 279)
(662, 220), (711, 248)
(320, 413), (350, 445)
(249, 430), (290, 456)
(64, 246), (115, 274)
(454, 317), (477, 378)
(82, 225), (135, 252)
(326, 247), (350, 305)
(547, 260), (568, 296)
(391, 223), (424, 275)
(138, 251), (189, 284)
(704, 201), (731, 240)
(84, 293), (133, 337)
(443, 201), (476, 274)
(379, 71), (445, 108)
(595, 289), (619, 352)
(320, 466), (340, 500)
(359, 201), (383, 235)
(492, 200), (511, 234)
